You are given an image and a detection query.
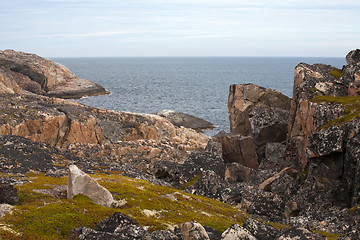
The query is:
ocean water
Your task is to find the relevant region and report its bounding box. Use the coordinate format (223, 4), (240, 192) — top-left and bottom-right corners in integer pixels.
(52, 57), (346, 135)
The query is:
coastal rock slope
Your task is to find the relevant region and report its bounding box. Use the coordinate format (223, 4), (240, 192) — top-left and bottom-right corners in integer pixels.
(0, 49), (109, 98)
(287, 49), (360, 207)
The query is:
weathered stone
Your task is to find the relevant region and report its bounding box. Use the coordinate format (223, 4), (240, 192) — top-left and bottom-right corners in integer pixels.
(284, 201), (300, 219)
(270, 173), (297, 198)
(184, 170), (228, 200)
(243, 217), (280, 239)
(228, 84), (290, 135)
(203, 226), (222, 240)
(237, 186), (285, 222)
(346, 49), (360, 66)
(67, 165), (114, 207)
(74, 227), (121, 240)
(0, 181), (19, 205)
(276, 227), (325, 240)
(205, 135), (223, 157)
(216, 132), (259, 169)
(181, 220), (210, 240)
(260, 143), (287, 170)
(143, 230), (180, 240)
(258, 167), (292, 191)
(306, 129), (344, 158)
(221, 223), (257, 240)
(249, 105), (289, 159)
(155, 109), (215, 131)
(225, 162), (252, 183)
(180, 151), (226, 183)
(0, 69), (21, 94)
(96, 212), (146, 239)
(228, 83), (290, 160)
(0, 49), (109, 98)
(0, 204), (14, 219)
(0, 94), (209, 150)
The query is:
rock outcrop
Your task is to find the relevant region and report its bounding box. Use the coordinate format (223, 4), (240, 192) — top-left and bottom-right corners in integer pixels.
(0, 49), (109, 98)
(287, 49), (360, 207)
(0, 94), (208, 151)
(227, 83), (291, 161)
(155, 110), (215, 131)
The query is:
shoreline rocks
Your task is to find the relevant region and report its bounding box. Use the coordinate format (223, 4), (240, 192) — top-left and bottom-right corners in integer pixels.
(0, 49), (109, 99)
(155, 109), (215, 131)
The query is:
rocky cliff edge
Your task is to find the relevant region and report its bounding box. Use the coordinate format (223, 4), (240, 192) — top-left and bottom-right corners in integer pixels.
(0, 49), (109, 99)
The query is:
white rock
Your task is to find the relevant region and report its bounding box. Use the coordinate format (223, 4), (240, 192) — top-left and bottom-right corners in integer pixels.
(0, 204), (14, 219)
(221, 223), (257, 240)
(67, 165), (114, 207)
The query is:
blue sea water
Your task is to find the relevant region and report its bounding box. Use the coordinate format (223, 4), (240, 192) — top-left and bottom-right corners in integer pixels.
(52, 57), (346, 135)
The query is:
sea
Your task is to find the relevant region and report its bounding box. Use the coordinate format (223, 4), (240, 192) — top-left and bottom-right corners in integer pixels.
(52, 57), (346, 136)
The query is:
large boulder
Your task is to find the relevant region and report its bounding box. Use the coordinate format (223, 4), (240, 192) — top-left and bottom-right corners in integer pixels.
(0, 49), (109, 98)
(228, 84), (291, 160)
(228, 83), (290, 136)
(155, 110), (215, 131)
(215, 132), (259, 169)
(67, 165), (114, 207)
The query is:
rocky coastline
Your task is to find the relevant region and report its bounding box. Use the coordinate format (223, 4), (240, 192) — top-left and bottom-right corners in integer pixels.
(1, 49), (360, 239)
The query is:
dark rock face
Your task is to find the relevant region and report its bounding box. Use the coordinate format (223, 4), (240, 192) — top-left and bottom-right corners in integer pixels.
(277, 227), (325, 240)
(0, 135), (78, 174)
(346, 49), (360, 65)
(0, 181), (19, 205)
(143, 230), (180, 240)
(286, 51), (360, 207)
(0, 49), (109, 99)
(228, 83), (291, 161)
(215, 132), (259, 169)
(180, 151), (226, 183)
(95, 212), (146, 239)
(221, 223), (256, 240)
(243, 218), (280, 240)
(155, 110), (215, 131)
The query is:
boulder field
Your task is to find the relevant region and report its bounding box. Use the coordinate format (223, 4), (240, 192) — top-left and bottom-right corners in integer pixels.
(1, 49), (360, 239)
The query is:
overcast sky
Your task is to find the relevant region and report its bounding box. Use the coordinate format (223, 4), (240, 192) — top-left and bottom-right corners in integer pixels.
(1, 0), (359, 57)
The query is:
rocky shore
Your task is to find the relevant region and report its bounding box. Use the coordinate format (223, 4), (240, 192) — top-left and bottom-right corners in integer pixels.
(0, 50), (109, 98)
(1, 49), (360, 239)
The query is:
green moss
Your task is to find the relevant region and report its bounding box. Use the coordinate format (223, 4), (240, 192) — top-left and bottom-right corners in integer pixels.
(349, 204), (360, 215)
(312, 95), (360, 129)
(0, 172), (246, 239)
(180, 173), (202, 190)
(313, 230), (341, 240)
(330, 68), (343, 80)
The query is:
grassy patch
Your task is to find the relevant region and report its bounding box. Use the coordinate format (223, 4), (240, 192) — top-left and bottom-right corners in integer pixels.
(330, 68), (343, 80)
(313, 230), (341, 240)
(349, 204), (360, 215)
(312, 95), (360, 129)
(180, 173), (202, 190)
(0, 172), (246, 239)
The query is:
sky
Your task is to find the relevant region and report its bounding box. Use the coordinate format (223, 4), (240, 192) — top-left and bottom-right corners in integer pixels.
(1, 0), (359, 57)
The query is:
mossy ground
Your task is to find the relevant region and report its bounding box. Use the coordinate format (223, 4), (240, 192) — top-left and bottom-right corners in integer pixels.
(312, 95), (360, 129)
(0, 171), (246, 239)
